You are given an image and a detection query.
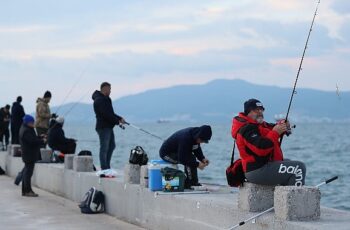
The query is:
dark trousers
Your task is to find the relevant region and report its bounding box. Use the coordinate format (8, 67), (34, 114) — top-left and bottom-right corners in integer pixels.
(161, 153), (199, 186)
(245, 160), (306, 186)
(11, 125), (21, 144)
(0, 128), (10, 149)
(96, 128), (116, 170)
(22, 163), (35, 194)
(56, 140), (77, 154)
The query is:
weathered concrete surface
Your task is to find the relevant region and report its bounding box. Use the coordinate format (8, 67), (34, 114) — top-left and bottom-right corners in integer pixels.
(124, 163), (141, 184)
(0, 175), (144, 230)
(73, 156), (94, 172)
(1, 151), (350, 230)
(140, 165), (148, 188)
(238, 182), (275, 212)
(40, 148), (52, 163)
(64, 154), (74, 170)
(275, 186), (321, 221)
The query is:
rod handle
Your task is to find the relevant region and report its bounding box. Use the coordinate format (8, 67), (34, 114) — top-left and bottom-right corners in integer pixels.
(326, 176), (338, 184)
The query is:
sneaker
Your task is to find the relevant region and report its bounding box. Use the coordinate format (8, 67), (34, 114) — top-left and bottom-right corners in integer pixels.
(22, 191), (39, 197)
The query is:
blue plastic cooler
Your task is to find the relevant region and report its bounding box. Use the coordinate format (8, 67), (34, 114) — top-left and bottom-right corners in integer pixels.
(148, 160), (177, 191)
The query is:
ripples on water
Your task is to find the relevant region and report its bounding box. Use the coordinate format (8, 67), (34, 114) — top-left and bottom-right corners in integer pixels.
(65, 122), (350, 211)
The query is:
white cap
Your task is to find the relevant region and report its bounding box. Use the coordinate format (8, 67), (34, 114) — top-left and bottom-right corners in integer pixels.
(56, 116), (64, 124)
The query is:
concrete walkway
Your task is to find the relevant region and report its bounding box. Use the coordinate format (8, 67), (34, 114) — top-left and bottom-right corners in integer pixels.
(0, 175), (145, 230)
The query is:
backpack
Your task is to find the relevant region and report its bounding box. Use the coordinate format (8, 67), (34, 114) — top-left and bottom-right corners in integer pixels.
(226, 142), (246, 187)
(79, 187), (105, 214)
(129, 146), (148, 166)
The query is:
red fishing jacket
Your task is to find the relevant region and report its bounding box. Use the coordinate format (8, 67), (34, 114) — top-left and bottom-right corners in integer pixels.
(231, 113), (283, 173)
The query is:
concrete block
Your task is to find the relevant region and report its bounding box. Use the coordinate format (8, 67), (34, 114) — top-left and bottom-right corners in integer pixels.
(274, 186), (321, 221)
(40, 149), (52, 162)
(7, 144), (12, 155)
(64, 154), (75, 170)
(238, 182), (275, 212)
(124, 163), (140, 184)
(140, 165), (148, 188)
(11, 144), (22, 157)
(73, 156), (93, 172)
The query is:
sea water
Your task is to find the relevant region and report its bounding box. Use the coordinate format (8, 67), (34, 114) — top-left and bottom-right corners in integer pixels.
(64, 122), (350, 211)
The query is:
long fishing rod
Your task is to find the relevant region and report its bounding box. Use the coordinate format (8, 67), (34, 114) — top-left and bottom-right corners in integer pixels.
(125, 122), (164, 141)
(63, 88), (91, 117)
(281, 0), (321, 145)
(228, 176), (338, 230)
(55, 66), (89, 115)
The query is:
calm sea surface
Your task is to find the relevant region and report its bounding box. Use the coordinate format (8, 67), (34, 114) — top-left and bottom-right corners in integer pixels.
(64, 122), (350, 211)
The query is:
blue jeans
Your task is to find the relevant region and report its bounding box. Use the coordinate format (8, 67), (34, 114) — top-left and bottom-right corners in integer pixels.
(96, 128), (116, 170)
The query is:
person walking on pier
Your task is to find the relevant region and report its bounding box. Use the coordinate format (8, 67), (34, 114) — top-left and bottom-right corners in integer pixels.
(19, 115), (46, 197)
(11, 96), (25, 144)
(0, 104), (11, 150)
(231, 98), (306, 186)
(159, 125), (212, 189)
(92, 82), (125, 170)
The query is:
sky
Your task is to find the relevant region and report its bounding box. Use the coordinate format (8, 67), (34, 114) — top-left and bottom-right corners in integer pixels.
(0, 0), (349, 113)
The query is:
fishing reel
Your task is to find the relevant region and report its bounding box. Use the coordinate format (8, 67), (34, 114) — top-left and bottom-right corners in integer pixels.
(276, 119), (296, 136)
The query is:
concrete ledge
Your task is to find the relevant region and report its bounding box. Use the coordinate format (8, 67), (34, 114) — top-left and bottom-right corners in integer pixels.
(64, 154), (74, 170)
(40, 148), (52, 163)
(1, 151), (350, 230)
(238, 182), (275, 212)
(275, 186), (321, 221)
(140, 165), (148, 188)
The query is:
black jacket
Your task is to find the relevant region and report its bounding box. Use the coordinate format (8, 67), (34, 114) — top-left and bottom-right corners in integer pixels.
(48, 123), (74, 150)
(92, 90), (122, 130)
(19, 124), (44, 163)
(11, 102), (25, 127)
(0, 108), (10, 131)
(159, 127), (205, 168)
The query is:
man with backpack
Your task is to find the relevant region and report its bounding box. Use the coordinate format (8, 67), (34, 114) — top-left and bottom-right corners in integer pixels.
(231, 98), (306, 186)
(159, 125), (212, 189)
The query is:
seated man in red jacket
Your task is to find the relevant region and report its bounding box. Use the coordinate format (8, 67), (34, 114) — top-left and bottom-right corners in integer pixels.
(231, 99), (306, 186)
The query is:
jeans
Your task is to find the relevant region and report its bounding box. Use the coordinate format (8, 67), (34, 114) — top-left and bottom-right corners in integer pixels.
(22, 163), (35, 194)
(96, 128), (116, 170)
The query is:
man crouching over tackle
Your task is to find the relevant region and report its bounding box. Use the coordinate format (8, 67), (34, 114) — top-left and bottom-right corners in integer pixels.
(231, 99), (306, 186)
(159, 125), (212, 189)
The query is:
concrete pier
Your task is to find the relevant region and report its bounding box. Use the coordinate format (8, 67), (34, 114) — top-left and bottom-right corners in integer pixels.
(1, 151), (350, 230)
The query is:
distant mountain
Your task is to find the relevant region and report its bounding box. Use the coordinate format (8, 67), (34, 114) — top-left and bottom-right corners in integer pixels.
(52, 79), (350, 124)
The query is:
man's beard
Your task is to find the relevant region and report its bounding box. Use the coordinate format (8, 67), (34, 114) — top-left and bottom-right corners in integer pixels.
(253, 114), (264, 124)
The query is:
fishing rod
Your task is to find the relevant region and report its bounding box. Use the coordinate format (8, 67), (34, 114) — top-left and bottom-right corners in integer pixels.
(55, 66), (89, 115)
(280, 0), (321, 145)
(228, 176), (338, 230)
(125, 122), (164, 141)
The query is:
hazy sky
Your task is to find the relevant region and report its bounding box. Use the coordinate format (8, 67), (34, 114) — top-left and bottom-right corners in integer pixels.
(0, 0), (349, 112)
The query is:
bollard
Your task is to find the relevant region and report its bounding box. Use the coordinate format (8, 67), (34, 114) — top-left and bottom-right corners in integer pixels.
(40, 149), (52, 162)
(73, 156), (94, 172)
(238, 182), (275, 212)
(64, 154), (75, 170)
(274, 186), (321, 221)
(124, 163), (141, 184)
(140, 165), (148, 188)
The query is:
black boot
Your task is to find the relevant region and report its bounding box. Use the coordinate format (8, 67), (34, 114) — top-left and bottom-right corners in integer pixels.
(184, 165), (201, 188)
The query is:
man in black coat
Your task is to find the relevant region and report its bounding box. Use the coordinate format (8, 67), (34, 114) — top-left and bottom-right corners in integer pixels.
(159, 125), (212, 188)
(92, 82), (125, 170)
(0, 104), (11, 150)
(11, 96), (25, 144)
(19, 115), (46, 197)
(48, 116), (76, 154)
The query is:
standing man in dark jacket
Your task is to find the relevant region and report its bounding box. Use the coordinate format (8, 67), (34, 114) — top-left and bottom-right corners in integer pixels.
(0, 104), (11, 150)
(159, 125), (212, 188)
(11, 96), (25, 144)
(19, 115), (46, 197)
(48, 116), (76, 154)
(92, 82), (125, 170)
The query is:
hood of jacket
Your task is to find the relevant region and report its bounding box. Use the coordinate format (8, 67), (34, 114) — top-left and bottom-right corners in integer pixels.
(92, 90), (105, 101)
(231, 112), (258, 139)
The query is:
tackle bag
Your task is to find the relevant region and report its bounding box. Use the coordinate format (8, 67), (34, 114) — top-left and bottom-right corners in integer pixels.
(226, 142), (245, 187)
(129, 146), (148, 166)
(79, 187), (105, 214)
